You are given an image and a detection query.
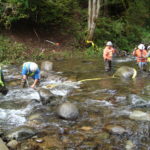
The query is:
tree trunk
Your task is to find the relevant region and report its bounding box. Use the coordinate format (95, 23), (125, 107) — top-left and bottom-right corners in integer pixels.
(87, 0), (101, 41)
(88, 0), (92, 31)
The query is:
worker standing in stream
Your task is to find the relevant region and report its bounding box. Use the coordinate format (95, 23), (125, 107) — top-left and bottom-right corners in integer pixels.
(21, 62), (40, 88)
(103, 41), (116, 72)
(145, 45), (150, 71)
(133, 44), (147, 71)
(0, 66), (8, 95)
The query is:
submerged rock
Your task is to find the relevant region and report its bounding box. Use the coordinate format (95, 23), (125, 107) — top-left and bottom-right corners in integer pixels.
(104, 124), (126, 135)
(7, 140), (18, 150)
(41, 61), (53, 72)
(6, 126), (37, 141)
(7, 80), (21, 87)
(57, 102), (79, 120)
(125, 140), (135, 150)
(129, 110), (150, 121)
(114, 66), (137, 79)
(38, 88), (56, 105)
(142, 85), (150, 96)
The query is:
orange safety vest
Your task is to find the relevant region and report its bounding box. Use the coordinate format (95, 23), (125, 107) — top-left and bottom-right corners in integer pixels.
(133, 49), (147, 62)
(103, 46), (115, 60)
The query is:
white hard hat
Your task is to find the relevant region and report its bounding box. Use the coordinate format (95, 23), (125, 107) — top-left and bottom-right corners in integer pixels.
(106, 41), (113, 46)
(30, 62), (38, 72)
(138, 44), (145, 50)
(147, 46), (150, 50)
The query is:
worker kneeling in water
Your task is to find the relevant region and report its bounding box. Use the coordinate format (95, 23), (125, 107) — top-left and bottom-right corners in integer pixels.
(21, 62), (40, 88)
(133, 44), (147, 71)
(0, 66), (8, 95)
(103, 41), (116, 72)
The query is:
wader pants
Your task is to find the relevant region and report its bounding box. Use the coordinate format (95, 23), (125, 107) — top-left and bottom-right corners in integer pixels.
(138, 62), (147, 71)
(104, 59), (112, 72)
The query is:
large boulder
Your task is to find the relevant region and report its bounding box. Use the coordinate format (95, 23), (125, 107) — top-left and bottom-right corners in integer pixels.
(38, 88), (56, 105)
(57, 102), (79, 120)
(6, 126), (37, 141)
(113, 66), (137, 79)
(41, 61), (53, 72)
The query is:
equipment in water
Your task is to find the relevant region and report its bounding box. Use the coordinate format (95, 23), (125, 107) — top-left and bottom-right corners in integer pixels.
(78, 67), (137, 83)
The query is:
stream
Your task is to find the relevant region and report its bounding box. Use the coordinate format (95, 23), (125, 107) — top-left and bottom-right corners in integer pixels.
(0, 56), (150, 150)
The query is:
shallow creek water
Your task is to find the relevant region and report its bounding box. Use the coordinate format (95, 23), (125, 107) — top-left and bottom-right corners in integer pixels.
(0, 56), (150, 150)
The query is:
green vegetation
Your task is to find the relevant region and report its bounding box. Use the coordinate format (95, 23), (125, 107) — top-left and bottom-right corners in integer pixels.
(0, 0), (149, 62)
(0, 35), (27, 64)
(0, 35), (101, 64)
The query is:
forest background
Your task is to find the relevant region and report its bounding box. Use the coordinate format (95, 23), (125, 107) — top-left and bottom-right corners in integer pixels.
(0, 0), (150, 63)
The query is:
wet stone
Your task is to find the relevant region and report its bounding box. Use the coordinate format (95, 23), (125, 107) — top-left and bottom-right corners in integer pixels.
(125, 140), (135, 150)
(104, 124), (126, 135)
(129, 110), (150, 121)
(115, 96), (126, 102)
(6, 126), (37, 141)
(0, 138), (9, 150)
(114, 66), (137, 79)
(7, 140), (18, 150)
(57, 102), (79, 120)
(38, 88), (56, 105)
(35, 139), (44, 143)
(41, 61), (53, 72)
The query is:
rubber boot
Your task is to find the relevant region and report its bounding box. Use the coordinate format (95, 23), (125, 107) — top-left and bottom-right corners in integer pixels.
(0, 86), (8, 95)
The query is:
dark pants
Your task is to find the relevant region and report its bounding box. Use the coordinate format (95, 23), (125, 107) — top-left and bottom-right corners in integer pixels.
(0, 70), (8, 95)
(138, 62), (147, 71)
(0, 86), (8, 95)
(104, 60), (112, 72)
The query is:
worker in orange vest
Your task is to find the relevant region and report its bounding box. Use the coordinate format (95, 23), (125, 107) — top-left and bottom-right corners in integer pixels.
(103, 41), (116, 71)
(133, 44), (147, 71)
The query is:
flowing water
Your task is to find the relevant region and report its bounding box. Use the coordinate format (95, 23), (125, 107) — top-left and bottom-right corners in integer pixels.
(0, 56), (150, 150)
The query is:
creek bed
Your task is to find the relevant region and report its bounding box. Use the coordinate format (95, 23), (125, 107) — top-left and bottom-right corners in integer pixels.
(0, 57), (150, 150)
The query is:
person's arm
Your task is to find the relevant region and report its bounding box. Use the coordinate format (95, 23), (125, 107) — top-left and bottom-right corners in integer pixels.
(31, 79), (38, 88)
(31, 70), (40, 88)
(132, 50), (136, 56)
(145, 51), (150, 58)
(103, 48), (108, 60)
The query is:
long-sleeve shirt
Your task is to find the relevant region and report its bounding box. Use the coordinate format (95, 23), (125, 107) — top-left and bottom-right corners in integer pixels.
(103, 46), (116, 60)
(132, 49), (147, 62)
(22, 62), (40, 80)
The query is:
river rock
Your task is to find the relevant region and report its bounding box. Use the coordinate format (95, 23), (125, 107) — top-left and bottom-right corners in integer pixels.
(6, 126), (37, 141)
(114, 66), (137, 79)
(41, 61), (53, 72)
(125, 140), (135, 150)
(7, 80), (21, 87)
(57, 102), (79, 120)
(129, 110), (150, 121)
(0, 138), (9, 150)
(142, 85), (150, 96)
(104, 124), (126, 134)
(7, 140), (18, 150)
(38, 88), (56, 105)
(40, 71), (49, 78)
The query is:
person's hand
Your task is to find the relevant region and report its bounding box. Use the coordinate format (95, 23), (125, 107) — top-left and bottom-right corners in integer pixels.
(30, 84), (35, 88)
